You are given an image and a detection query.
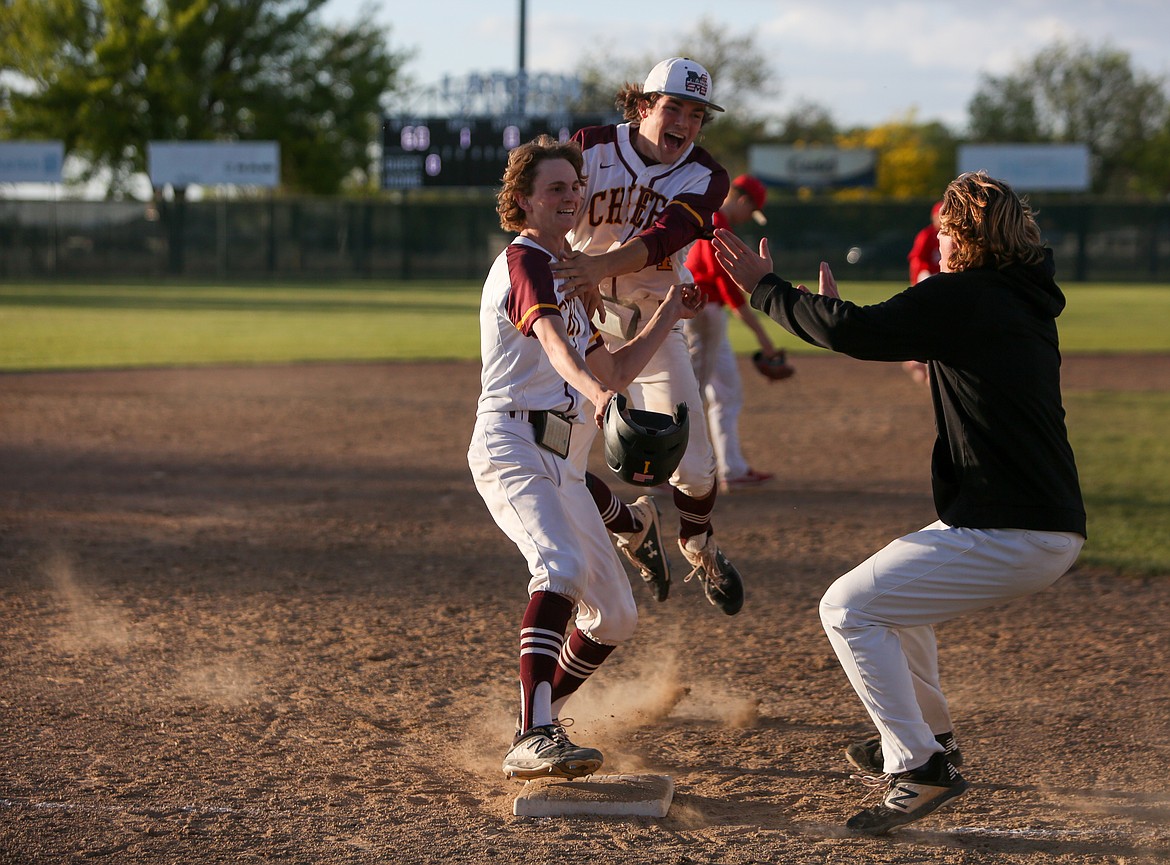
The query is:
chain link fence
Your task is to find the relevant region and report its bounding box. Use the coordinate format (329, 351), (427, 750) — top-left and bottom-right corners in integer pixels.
(2, 194), (1168, 283)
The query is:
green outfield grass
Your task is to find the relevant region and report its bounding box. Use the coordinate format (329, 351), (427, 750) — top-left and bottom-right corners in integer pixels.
(1066, 391), (1170, 575)
(2, 280), (1170, 369)
(2, 278), (1168, 577)
(0, 282), (478, 369)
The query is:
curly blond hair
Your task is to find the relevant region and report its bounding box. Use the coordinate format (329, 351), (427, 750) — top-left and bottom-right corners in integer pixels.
(496, 135), (585, 233)
(939, 171), (1045, 272)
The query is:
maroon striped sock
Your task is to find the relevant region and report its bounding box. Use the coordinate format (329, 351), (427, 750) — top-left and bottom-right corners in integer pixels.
(675, 483), (717, 542)
(585, 471), (638, 534)
(518, 591), (575, 733)
(549, 628), (615, 708)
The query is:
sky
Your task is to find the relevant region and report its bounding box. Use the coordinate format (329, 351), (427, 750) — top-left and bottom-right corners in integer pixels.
(322, 0), (1170, 131)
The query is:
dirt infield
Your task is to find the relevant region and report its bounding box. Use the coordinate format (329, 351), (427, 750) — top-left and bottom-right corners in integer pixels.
(2, 355), (1168, 864)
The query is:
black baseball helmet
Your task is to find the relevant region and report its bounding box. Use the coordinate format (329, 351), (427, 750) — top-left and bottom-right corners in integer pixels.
(603, 394), (689, 487)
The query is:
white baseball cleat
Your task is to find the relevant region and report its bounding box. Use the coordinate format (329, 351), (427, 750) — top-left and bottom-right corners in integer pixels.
(719, 468), (774, 493)
(502, 723), (603, 780)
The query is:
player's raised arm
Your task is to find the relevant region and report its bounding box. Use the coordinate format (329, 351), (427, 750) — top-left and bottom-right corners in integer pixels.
(530, 316), (615, 427)
(552, 240), (653, 322)
(554, 241), (651, 297)
(586, 283), (704, 395)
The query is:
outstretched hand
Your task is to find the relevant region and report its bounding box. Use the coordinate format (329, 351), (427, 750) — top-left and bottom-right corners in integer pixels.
(795, 262), (840, 299)
(713, 229), (774, 292)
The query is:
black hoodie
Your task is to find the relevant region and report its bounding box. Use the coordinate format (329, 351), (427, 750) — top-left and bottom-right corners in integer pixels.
(750, 252), (1086, 536)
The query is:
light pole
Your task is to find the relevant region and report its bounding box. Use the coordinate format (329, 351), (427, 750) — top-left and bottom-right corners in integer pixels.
(516, 0), (528, 115)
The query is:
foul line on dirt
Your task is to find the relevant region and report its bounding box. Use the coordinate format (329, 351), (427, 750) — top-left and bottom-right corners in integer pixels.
(952, 826), (1120, 839)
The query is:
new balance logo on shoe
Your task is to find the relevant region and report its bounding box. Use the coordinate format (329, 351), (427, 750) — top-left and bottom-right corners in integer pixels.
(886, 782), (921, 812)
(502, 723), (603, 780)
(845, 752), (969, 835)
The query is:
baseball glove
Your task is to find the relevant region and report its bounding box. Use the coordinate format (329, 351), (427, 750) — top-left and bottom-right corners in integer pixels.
(752, 349), (795, 381)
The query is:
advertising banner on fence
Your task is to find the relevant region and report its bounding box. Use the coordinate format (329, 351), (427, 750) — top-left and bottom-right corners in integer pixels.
(958, 144), (1091, 192)
(148, 141), (280, 188)
(748, 145), (877, 190)
(0, 141), (65, 184)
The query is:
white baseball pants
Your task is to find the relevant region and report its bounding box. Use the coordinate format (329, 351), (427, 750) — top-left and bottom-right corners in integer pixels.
(819, 520), (1084, 774)
(685, 304), (750, 481)
(468, 412), (638, 645)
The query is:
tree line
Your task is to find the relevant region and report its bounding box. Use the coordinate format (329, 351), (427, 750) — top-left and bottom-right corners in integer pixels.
(2, 4), (1167, 199)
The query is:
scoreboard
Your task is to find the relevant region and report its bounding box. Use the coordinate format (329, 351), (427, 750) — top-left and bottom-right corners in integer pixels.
(381, 115), (616, 189)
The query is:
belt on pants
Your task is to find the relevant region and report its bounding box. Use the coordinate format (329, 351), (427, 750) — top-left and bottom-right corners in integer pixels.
(507, 408), (572, 459)
(508, 409), (563, 425)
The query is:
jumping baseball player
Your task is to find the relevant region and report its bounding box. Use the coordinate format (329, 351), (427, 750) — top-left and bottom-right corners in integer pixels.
(467, 134), (702, 779)
(550, 57), (744, 616)
(714, 171), (1086, 834)
(584, 470), (671, 602)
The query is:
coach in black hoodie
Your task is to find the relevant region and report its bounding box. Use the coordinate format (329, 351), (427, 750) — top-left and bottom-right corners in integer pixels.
(713, 171), (1086, 836)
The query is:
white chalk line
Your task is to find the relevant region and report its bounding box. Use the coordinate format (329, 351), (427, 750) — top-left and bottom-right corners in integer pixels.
(950, 825), (1141, 840)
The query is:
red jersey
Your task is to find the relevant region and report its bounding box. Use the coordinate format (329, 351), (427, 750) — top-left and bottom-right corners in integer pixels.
(908, 224), (941, 283)
(684, 210), (747, 309)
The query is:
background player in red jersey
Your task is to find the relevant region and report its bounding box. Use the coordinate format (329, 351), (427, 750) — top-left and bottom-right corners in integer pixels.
(685, 173), (791, 492)
(551, 57), (744, 616)
(908, 200), (944, 285)
(903, 200), (943, 384)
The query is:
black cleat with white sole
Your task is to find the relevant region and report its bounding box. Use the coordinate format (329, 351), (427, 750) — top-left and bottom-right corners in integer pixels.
(846, 752), (969, 835)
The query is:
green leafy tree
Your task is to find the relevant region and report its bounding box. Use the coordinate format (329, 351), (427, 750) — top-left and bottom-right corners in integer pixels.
(0, 0), (412, 196)
(772, 101), (839, 145)
(835, 113), (957, 200)
(968, 77), (1044, 143)
(967, 40), (1169, 195)
(1133, 114), (1170, 195)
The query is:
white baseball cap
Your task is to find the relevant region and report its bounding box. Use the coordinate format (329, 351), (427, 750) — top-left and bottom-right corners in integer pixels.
(642, 57), (724, 112)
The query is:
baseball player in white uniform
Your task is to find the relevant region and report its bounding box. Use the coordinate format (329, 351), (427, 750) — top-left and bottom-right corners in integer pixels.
(468, 135), (702, 779)
(551, 57), (744, 616)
